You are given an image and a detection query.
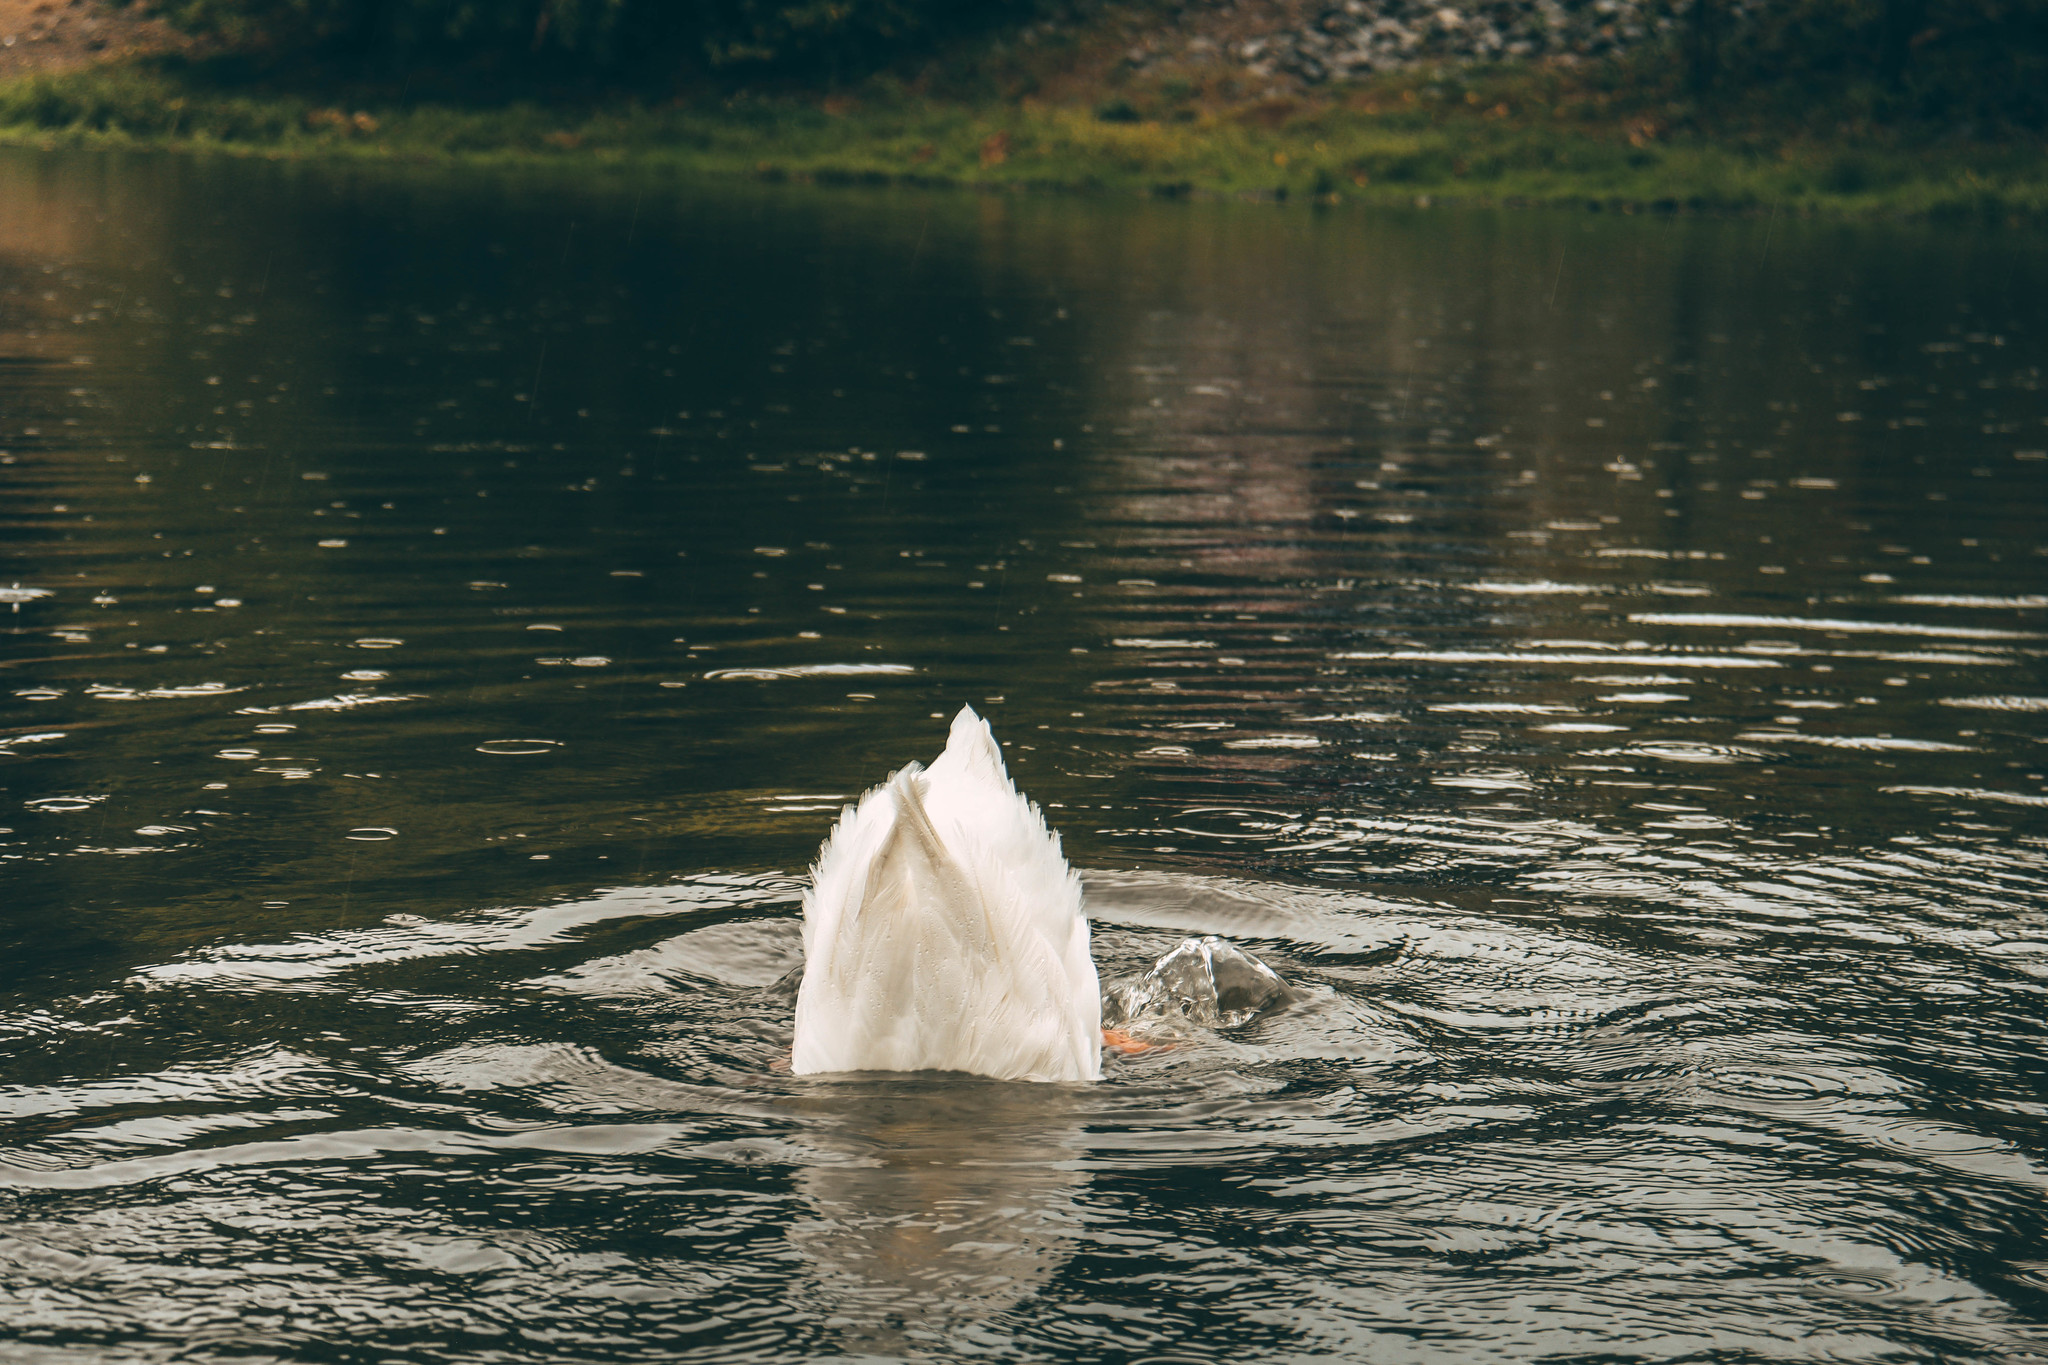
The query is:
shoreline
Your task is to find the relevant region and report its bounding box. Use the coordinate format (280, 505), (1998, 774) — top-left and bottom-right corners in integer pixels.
(1, 64), (2044, 223)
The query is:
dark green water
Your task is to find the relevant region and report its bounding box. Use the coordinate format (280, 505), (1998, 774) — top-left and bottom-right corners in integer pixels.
(2, 147), (2046, 1363)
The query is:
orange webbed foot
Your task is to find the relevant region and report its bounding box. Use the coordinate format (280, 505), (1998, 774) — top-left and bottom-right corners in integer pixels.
(1102, 1027), (1167, 1056)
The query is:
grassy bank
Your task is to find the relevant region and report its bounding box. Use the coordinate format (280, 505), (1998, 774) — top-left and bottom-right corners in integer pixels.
(1, 61), (2045, 220)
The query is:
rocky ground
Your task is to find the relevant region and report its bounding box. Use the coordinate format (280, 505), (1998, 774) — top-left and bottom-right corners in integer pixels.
(1111, 0), (1751, 89)
(0, 0), (197, 78)
(0, 0), (1736, 95)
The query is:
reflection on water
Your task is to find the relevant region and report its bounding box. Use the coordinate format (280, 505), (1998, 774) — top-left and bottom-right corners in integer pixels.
(1, 147), (2046, 1361)
(788, 1080), (1090, 1352)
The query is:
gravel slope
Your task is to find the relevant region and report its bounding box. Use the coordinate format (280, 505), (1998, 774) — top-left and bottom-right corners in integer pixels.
(0, 0), (199, 78)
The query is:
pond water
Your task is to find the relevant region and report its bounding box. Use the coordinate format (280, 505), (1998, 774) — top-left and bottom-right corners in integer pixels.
(2, 147), (2046, 1363)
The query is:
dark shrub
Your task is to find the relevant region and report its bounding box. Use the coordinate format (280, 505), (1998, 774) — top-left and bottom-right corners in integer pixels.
(145, 0), (1032, 80)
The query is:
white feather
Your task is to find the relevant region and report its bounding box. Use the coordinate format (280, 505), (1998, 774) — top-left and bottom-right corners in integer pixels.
(793, 706), (1102, 1082)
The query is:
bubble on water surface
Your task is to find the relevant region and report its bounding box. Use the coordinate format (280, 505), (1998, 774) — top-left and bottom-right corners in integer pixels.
(1625, 740), (1771, 763)
(84, 682), (244, 701)
(1629, 611), (2044, 641)
(1890, 594), (2048, 608)
(1882, 786), (2048, 809)
(1337, 649), (1783, 669)
(24, 795), (102, 812)
(704, 664), (914, 681)
(235, 692), (422, 714)
(475, 739), (563, 755)
(1939, 695), (2048, 712)
(1431, 703), (1580, 715)
(1737, 732), (1975, 752)
(1433, 768), (1535, 791)
(1468, 580), (1604, 595)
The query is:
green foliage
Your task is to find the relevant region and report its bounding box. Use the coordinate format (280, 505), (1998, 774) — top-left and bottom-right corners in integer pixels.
(1691, 0), (2048, 127)
(7, 63), (2048, 224)
(143, 0), (1027, 77)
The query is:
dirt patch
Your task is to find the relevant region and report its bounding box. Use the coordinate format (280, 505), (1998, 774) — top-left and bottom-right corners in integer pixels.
(0, 0), (201, 79)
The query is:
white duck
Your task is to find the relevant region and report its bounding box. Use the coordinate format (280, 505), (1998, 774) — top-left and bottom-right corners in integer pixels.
(792, 706), (1103, 1082)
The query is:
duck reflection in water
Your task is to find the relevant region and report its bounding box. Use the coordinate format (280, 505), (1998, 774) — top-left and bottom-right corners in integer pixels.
(785, 1077), (1092, 1350)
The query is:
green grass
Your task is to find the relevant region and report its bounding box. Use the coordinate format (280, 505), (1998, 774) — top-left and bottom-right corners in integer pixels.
(2, 61), (2045, 221)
